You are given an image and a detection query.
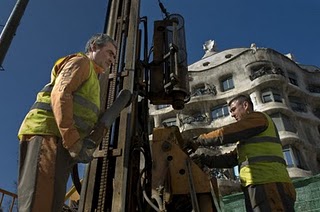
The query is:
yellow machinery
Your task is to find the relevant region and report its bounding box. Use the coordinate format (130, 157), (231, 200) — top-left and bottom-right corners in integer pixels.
(151, 126), (223, 211)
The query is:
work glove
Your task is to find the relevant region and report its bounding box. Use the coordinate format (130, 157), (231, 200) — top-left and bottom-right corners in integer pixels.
(183, 135), (204, 154)
(191, 153), (207, 169)
(194, 135), (206, 146)
(68, 141), (82, 159)
(68, 89), (132, 163)
(77, 137), (98, 163)
(69, 138), (98, 163)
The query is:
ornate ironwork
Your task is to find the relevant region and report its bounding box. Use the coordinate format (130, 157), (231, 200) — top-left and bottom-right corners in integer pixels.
(191, 83), (217, 97)
(249, 66), (284, 81)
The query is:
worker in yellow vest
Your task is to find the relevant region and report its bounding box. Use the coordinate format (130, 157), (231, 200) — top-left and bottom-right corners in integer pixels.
(190, 94), (296, 212)
(17, 34), (131, 212)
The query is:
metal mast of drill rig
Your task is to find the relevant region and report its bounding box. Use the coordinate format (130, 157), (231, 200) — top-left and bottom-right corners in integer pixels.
(77, 0), (190, 211)
(78, 0), (147, 211)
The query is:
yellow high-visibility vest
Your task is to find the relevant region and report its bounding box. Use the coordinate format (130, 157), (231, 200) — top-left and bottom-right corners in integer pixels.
(18, 53), (100, 140)
(237, 113), (291, 187)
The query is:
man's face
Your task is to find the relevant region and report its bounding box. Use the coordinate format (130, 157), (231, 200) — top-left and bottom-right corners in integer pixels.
(91, 42), (117, 69)
(229, 100), (248, 121)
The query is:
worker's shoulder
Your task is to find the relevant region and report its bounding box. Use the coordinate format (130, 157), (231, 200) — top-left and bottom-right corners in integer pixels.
(55, 52), (88, 66)
(250, 111), (269, 119)
(54, 53), (90, 75)
(251, 111), (264, 114)
(65, 52), (90, 65)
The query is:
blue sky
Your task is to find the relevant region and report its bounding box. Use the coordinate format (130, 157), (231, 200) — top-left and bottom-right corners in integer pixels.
(0, 0), (319, 194)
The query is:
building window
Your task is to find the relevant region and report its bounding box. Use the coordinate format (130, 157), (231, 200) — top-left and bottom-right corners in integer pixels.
(307, 84), (320, 93)
(288, 96), (307, 112)
(283, 145), (303, 169)
(211, 104), (229, 120)
(261, 89), (283, 103)
(248, 62), (284, 80)
(221, 76), (234, 91)
(233, 166), (239, 179)
(162, 117), (177, 127)
(283, 148), (294, 167)
(270, 113), (296, 133)
(288, 72), (298, 86)
(314, 108), (320, 119)
(157, 104), (170, 110)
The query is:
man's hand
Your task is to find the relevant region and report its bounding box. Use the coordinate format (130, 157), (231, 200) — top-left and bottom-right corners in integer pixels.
(191, 153), (206, 169)
(68, 138), (98, 163)
(183, 138), (199, 154)
(195, 135), (206, 146)
(77, 138), (98, 163)
(68, 140), (82, 159)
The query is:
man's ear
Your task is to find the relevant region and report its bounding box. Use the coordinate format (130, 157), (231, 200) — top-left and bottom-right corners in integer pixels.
(243, 101), (249, 110)
(90, 44), (97, 52)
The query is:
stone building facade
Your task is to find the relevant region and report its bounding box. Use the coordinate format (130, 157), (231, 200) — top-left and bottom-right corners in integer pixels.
(149, 40), (320, 194)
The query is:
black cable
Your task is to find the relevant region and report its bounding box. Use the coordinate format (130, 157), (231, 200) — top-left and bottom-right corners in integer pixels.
(71, 164), (82, 194)
(157, 0), (170, 18)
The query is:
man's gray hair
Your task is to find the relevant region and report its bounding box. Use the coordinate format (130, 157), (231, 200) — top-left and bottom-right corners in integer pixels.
(85, 33), (117, 53)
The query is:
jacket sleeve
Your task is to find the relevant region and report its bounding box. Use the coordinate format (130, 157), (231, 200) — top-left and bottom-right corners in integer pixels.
(201, 149), (238, 168)
(51, 56), (90, 150)
(198, 112), (269, 147)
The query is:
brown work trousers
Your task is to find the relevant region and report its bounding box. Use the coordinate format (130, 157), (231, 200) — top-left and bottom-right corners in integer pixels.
(18, 135), (76, 212)
(242, 182), (296, 212)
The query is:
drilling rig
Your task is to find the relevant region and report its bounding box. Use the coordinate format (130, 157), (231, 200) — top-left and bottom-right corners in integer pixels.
(0, 0), (223, 211)
(0, 0), (222, 211)
(70, 0), (224, 211)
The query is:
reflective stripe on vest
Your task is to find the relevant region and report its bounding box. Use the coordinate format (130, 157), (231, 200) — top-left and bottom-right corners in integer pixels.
(237, 113), (285, 168)
(240, 155), (286, 169)
(33, 84), (100, 115)
(30, 100), (95, 134)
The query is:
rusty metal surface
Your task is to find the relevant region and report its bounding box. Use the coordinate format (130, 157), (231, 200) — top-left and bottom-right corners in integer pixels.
(152, 127), (213, 195)
(151, 126), (222, 211)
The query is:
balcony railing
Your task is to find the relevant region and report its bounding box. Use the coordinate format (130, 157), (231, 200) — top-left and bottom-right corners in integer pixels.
(249, 67), (284, 81)
(0, 188), (17, 212)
